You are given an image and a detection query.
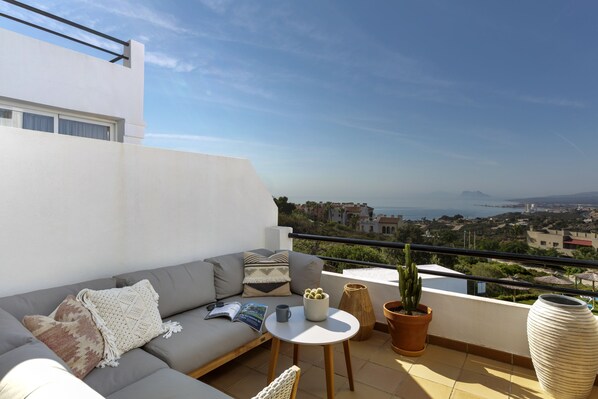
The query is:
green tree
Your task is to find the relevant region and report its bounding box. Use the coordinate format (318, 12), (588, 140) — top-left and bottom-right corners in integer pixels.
(499, 241), (529, 254)
(573, 247), (598, 261)
(323, 245), (388, 273)
(273, 196), (296, 215)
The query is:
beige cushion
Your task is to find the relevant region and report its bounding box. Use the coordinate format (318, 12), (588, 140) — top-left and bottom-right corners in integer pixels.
(242, 251), (291, 297)
(77, 279), (164, 366)
(22, 295), (104, 379)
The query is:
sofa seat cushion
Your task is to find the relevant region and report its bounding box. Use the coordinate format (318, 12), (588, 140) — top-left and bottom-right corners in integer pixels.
(0, 308), (35, 357)
(114, 260), (216, 319)
(107, 368), (231, 399)
(143, 294), (303, 374)
(83, 348), (169, 397)
(0, 278), (117, 322)
(205, 249), (274, 300)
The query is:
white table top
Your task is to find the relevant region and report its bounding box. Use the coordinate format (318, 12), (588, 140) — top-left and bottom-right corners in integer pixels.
(265, 306), (360, 345)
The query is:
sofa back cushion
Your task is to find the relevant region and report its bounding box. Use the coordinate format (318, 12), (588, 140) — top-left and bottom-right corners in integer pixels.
(0, 278), (117, 321)
(114, 260), (216, 319)
(205, 248), (273, 299)
(0, 308), (35, 357)
(281, 251), (325, 295)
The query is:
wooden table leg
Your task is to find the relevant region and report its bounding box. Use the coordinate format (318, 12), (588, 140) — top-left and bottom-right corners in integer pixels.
(342, 340), (355, 391)
(267, 337), (281, 384)
(323, 344), (334, 399)
(293, 344), (299, 365)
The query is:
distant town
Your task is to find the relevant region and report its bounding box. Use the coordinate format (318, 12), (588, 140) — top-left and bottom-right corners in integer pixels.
(275, 196), (598, 259)
(276, 195), (598, 304)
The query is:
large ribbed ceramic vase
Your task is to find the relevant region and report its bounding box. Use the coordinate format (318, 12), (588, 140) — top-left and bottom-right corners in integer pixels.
(527, 294), (598, 399)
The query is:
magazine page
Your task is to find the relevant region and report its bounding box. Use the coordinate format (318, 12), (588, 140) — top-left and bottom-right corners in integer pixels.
(234, 303), (268, 332)
(204, 302), (241, 321)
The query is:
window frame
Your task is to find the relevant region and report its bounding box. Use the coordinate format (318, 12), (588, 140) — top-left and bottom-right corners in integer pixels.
(0, 101), (117, 141)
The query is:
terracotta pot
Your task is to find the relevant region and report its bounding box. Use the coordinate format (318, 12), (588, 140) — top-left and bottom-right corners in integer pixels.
(383, 300), (432, 357)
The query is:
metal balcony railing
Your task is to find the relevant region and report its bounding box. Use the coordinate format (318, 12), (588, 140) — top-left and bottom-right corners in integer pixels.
(0, 0), (129, 63)
(289, 232), (598, 297)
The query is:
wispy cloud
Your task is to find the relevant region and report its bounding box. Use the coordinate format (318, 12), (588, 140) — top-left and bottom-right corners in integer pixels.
(145, 52), (196, 72)
(198, 0), (233, 15)
(328, 118), (409, 138)
(144, 132), (286, 149)
(515, 94), (586, 108)
(554, 132), (587, 157)
(74, 0), (194, 35)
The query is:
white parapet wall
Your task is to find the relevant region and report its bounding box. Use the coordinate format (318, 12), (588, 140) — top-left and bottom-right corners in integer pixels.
(0, 127), (277, 296)
(321, 271), (532, 357)
(0, 27), (145, 143)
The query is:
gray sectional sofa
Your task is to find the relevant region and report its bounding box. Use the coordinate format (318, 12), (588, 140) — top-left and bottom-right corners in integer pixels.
(0, 249), (323, 399)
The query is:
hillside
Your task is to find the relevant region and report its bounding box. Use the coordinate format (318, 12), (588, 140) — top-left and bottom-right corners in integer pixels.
(511, 191), (598, 205)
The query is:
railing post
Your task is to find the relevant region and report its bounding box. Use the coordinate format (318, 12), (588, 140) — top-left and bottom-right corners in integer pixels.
(265, 226), (293, 252)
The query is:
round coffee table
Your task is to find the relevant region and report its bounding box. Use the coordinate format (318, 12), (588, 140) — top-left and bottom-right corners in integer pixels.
(265, 306), (360, 399)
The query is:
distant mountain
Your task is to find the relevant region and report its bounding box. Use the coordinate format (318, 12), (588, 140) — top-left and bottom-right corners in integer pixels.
(460, 190), (491, 199)
(511, 191), (598, 205)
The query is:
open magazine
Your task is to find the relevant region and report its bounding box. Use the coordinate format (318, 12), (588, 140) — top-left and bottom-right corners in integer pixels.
(204, 302), (268, 332)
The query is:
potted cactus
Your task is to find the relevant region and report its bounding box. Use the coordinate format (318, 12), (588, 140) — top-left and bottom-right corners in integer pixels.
(383, 244), (433, 356)
(303, 287), (329, 321)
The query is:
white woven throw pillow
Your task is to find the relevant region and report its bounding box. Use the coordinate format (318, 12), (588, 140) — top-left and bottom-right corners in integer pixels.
(77, 279), (181, 367)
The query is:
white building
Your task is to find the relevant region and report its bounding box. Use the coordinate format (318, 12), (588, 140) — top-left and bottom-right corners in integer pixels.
(0, 27), (145, 143)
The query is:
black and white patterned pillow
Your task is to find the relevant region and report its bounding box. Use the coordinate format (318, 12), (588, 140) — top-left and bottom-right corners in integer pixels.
(242, 251), (292, 297)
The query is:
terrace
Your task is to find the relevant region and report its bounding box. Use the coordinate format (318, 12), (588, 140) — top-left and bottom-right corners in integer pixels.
(2, 4), (598, 399)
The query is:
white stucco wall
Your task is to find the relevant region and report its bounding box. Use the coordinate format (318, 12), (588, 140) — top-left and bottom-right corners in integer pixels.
(0, 127), (277, 296)
(321, 271), (532, 357)
(0, 27), (144, 143)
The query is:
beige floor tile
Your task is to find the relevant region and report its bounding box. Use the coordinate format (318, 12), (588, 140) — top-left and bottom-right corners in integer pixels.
(369, 346), (415, 373)
(313, 351), (367, 378)
(511, 365), (537, 378)
(295, 389), (322, 399)
(463, 355), (512, 380)
(299, 365), (349, 398)
(346, 331), (390, 351)
(510, 373), (541, 390)
(295, 344), (329, 364)
(255, 353), (313, 377)
(394, 375), (453, 399)
(348, 339), (387, 361)
(227, 369), (271, 399)
(416, 345), (467, 369)
(200, 362), (255, 392)
(509, 382), (555, 399)
(354, 362), (409, 393)
(455, 369), (509, 399)
(409, 362), (460, 388)
(451, 390), (489, 399)
(336, 381), (393, 399)
(235, 346), (272, 369)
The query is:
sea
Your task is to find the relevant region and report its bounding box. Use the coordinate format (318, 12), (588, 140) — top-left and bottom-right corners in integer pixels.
(372, 198), (525, 221)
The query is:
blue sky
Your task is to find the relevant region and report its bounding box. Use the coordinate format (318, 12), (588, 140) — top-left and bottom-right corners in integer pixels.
(2, 1), (597, 203)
